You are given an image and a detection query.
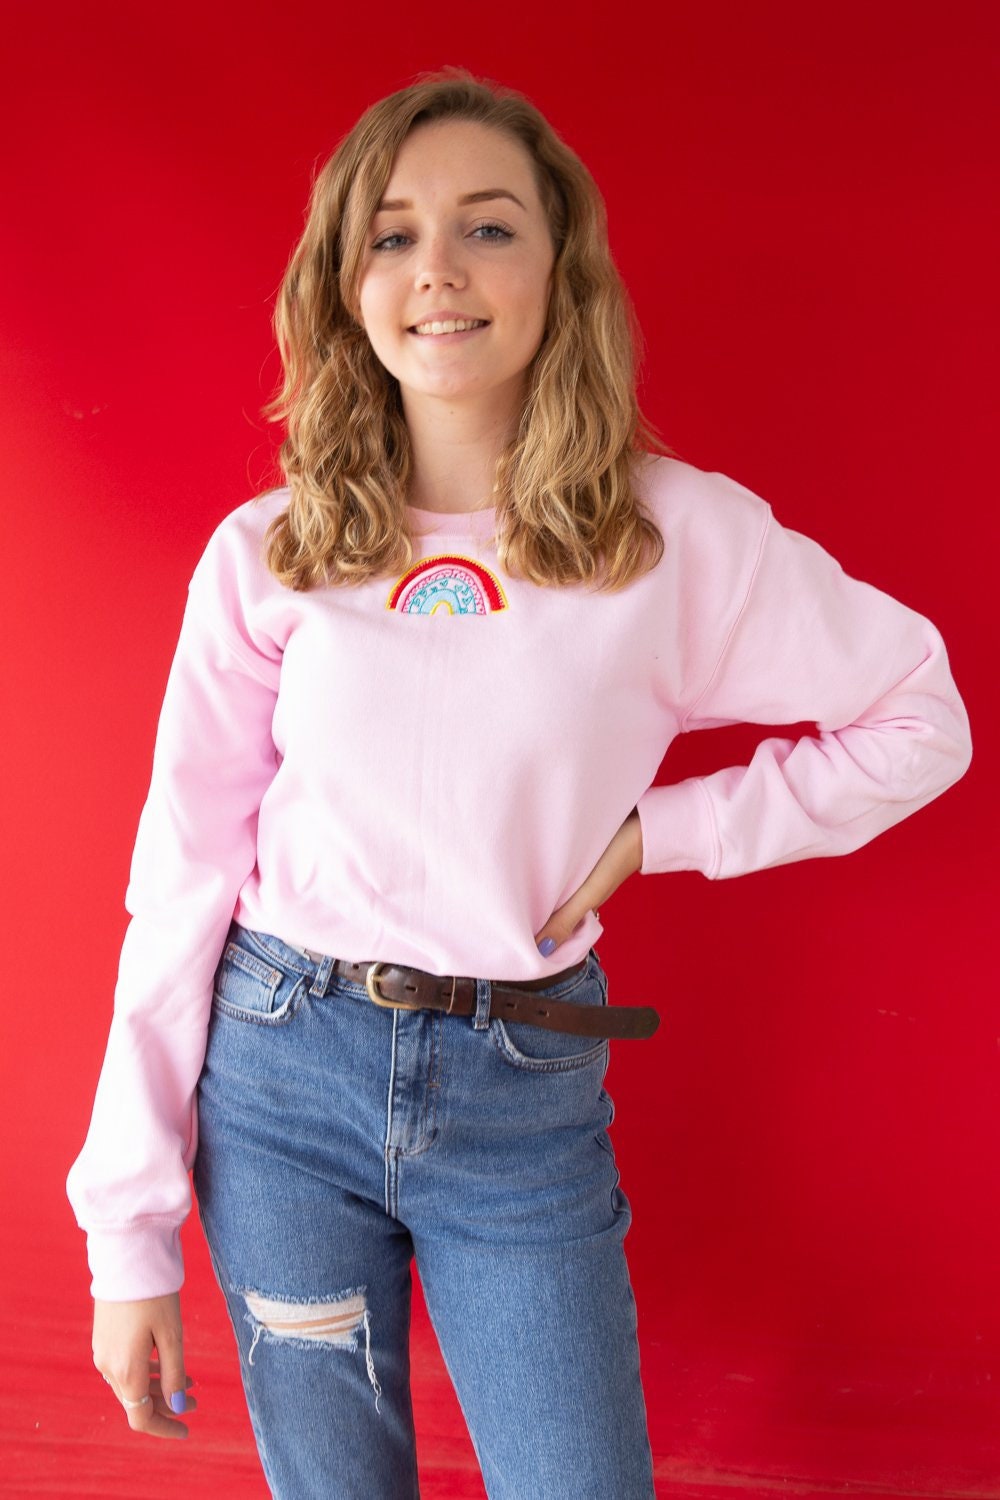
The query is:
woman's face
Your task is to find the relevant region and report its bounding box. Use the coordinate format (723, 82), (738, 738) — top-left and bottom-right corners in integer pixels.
(356, 118), (557, 418)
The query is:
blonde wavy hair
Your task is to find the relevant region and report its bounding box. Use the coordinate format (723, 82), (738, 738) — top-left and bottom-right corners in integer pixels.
(259, 66), (675, 592)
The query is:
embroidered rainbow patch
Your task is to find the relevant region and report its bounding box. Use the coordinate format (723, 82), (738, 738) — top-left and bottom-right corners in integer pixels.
(386, 554), (508, 614)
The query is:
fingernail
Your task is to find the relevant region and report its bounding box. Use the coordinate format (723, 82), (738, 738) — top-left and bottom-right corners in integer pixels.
(170, 1390), (187, 1414)
(537, 937), (557, 956)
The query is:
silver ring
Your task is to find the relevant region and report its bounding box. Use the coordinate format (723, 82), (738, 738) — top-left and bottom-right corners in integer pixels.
(121, 1394), (152, 1409)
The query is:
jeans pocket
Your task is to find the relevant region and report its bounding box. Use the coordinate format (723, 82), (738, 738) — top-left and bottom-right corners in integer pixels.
(212, 927), (307, 1026)
(490, 951), (610, 1074)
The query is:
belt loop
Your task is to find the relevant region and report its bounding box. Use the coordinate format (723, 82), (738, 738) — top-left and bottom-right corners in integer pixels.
(473, 977), (491, 1031)
(309, 952), (336, 998)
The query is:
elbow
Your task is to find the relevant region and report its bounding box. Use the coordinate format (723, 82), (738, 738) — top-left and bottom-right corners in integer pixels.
(858, 646), (974, 801)
(880, 622), (973, 796)
(936, 679), (974, 791)
(949, 718), (974, 786)
(907, 712), (972, 801)
(904, 709), (973, 803)
(835, 701), (972, 810)
(918, 631), (974, 791)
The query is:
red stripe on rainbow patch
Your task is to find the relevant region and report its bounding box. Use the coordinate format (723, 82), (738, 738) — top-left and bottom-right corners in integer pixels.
(385, 554), (508, 615)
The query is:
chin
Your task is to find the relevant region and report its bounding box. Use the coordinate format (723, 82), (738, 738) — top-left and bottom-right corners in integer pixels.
(404, 375), (497, 403)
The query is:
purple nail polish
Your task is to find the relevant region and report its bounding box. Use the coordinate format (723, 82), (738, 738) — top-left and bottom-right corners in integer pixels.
(537, 937), (557, 956)
(170, 1390), (187, 1414)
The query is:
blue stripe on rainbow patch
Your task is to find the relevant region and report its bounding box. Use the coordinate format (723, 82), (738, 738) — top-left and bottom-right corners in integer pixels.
(385, 554), (508, 615)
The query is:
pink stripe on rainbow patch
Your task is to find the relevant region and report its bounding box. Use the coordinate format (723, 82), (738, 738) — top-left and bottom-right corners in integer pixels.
(386, 554), (508, 615)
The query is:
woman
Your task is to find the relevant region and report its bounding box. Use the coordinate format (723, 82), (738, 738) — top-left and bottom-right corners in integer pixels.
(67, 68), (972, 1498)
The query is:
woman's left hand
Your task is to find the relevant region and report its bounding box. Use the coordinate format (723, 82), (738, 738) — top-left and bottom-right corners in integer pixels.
(533, 811), (643, 955)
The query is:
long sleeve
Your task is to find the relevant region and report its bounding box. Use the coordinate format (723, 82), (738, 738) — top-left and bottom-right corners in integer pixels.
(66, 545), (282, 1300)
(635, 497), (972, 878)
(64, 469), (974, 1297)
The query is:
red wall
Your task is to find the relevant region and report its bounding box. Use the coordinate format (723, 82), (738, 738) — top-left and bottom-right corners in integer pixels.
(2, 0), (995, 1488)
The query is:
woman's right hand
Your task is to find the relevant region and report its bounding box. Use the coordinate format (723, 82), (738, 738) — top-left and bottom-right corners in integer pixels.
(92, 1292), (196, 1439)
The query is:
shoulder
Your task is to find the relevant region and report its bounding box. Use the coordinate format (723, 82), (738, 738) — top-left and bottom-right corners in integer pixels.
(632, 453), (773, 542)
(629, 454), (776, 607)
(187, 486), (291, 613)
(195, 486), (290, 562)
(190, 485), (290, 576)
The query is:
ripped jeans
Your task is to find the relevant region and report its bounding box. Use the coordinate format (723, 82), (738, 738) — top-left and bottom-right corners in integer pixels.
(193, 921), (656, 1499)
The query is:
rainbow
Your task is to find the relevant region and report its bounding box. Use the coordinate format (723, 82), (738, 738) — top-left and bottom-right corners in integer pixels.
(385, 553), (508, 615)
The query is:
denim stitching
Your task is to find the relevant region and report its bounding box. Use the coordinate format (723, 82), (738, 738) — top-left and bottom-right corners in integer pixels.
(489, 1021), (609, 1074)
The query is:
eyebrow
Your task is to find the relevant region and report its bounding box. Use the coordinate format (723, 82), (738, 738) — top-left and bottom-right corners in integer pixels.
(374, 188), (527, 214)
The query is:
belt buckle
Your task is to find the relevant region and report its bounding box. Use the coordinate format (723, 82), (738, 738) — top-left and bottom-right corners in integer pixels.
(365, 961), (424, 1011)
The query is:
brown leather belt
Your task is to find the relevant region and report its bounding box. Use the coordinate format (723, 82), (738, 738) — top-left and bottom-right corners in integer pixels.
(302, 951), (660, 1040)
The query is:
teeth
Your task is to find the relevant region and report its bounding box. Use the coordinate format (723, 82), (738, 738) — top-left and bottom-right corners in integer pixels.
(413, 318), (486, 335)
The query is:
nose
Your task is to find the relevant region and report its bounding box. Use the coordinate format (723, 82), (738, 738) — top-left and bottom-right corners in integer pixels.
(413, 230), (467, 292)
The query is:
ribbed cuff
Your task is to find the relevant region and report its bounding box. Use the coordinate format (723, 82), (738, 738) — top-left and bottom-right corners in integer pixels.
(85, 1221), (185, 1302)
(635, 779), (719, 877)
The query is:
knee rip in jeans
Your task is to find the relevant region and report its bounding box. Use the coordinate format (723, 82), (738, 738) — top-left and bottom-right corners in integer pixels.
(242, 1286), (383, 1412)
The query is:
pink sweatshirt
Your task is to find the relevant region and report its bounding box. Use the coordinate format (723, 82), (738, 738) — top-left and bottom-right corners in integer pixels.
(66, 455), (972, 1299)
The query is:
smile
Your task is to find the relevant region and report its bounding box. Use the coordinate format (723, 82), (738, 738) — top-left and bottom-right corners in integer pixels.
(410, 318), (490, 336)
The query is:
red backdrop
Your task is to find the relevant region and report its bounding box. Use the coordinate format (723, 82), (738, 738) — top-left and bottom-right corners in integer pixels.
(2, 1), (996, 1494)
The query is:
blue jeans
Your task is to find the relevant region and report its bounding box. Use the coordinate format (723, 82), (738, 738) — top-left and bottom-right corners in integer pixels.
(193, 920), (656, 1499)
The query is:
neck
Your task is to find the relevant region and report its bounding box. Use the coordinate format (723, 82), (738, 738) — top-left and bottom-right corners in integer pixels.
(401, 380), (524, 514)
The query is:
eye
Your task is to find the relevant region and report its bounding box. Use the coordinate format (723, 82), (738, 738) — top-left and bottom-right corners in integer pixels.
(371, 231), (408, 253)
(470, 220), (515, 243)
(370, 220), (516, 253)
